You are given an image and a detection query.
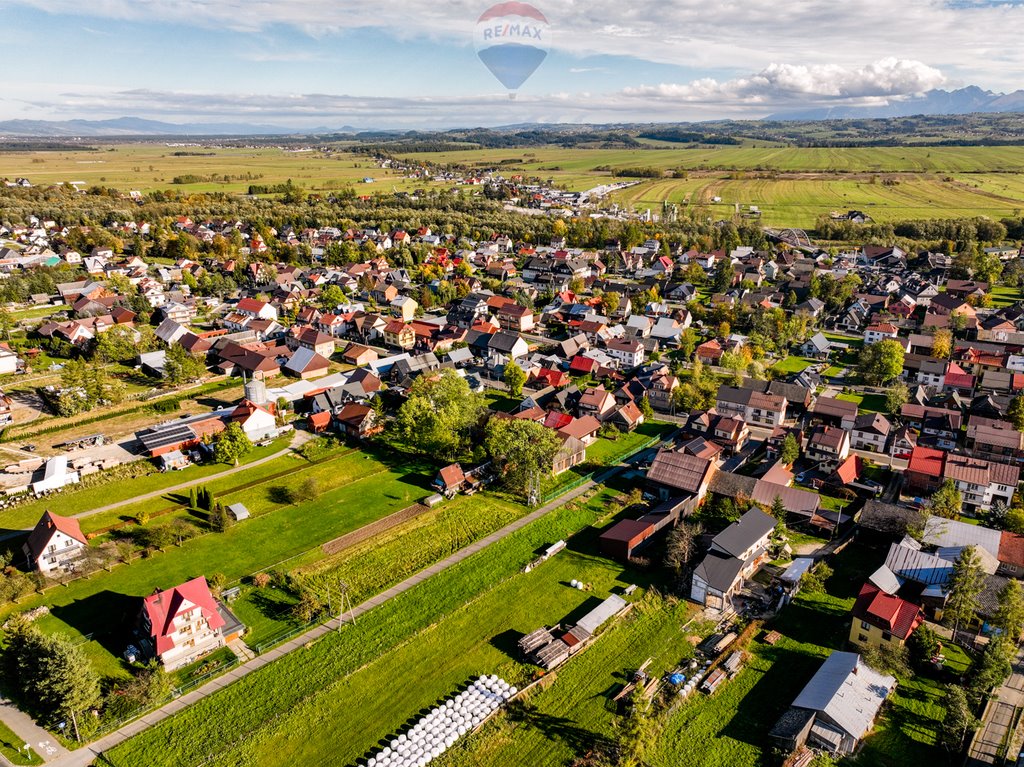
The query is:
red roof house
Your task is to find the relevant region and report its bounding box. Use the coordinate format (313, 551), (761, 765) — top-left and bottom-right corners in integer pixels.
(142, 576), (228, 670)
(851, 582), (923, 647)
(905, 446), (945, 493)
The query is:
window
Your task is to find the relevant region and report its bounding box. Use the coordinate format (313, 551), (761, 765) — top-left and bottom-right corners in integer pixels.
(858, 634), (868, 643)
(860, 620), (871, 631)
(882, 632), (892, 642)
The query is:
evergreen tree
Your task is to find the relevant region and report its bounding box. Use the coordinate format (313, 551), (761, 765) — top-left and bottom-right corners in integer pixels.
(945, 546), (985, 637)
(940, 685), (977, 751)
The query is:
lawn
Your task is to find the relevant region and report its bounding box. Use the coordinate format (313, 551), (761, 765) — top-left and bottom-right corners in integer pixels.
(771, 356), (816, 375)
(989, 285), (1024, 308)
(484, 390), (521, 413)
(0, 433), (292, 532)
(837, 391), (888, 414)
(585, 420), (675, 466)
(0, 447), (445, 679)
(104, 487), (630, 766)
(853, 644), (973, 767)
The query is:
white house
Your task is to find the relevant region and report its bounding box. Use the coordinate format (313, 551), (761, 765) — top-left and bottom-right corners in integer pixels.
(23, 511), (88, 575)
(235, 297), (278, 321)
(943, 454), (1019, 513)
(141, 576), (229, 671)
(850, 413), (891, 453)
(863, 322), (900, 345)
(715, 386), (788, 428)
(229, 401), (279, 442)
(605, 337), (644, 369)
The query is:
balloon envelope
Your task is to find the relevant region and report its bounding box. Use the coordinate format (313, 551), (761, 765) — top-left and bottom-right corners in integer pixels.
(474, 2), (550, 91)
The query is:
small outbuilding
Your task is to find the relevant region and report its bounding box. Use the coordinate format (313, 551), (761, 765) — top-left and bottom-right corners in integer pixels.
(227, 503), (250, 522)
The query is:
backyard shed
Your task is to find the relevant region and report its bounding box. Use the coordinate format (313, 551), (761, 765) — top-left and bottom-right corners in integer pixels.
(227, 503), (250, 521)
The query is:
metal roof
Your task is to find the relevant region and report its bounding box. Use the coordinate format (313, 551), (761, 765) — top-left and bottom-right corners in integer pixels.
(867, 565), (901, 595)
(792, 652), (895, 742)
(575, 594), (627, 635)
(922, 515), (1001, 560)
(712, 508), (777, 558)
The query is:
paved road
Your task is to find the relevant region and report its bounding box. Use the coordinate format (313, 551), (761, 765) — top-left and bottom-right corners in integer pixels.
(0, 700), (69, 764)
(44, 465), (617, 767)
(967, 646), (1024, 766)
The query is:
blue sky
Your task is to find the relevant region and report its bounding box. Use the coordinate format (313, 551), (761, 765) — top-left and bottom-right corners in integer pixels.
(2, 0), (1023, 128)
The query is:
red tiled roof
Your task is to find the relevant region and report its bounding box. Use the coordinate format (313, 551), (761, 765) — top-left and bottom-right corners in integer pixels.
(852, 582), (922, 641)
(308, 410), (332, 430)
(144, 576), (225, 655)
(1000, 531), (1024, 569)
(543, 411), (574, 430)
(907, 446), (945, 478)
(438, 463), (465, 489)
(237, 297), (267, 313)
(833, 455), (862, 485)
(569, 356), (597, 374)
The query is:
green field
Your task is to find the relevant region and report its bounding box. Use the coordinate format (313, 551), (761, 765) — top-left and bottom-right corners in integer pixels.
(771, 356), (817, 375)
(1, 445), (447, 679)
(104, 486), (632, 766)
(0, 145), (425, 195)
(6, 143), (1024, 229)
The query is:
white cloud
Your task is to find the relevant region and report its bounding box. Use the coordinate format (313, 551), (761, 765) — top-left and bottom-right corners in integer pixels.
(11, 57), (951, 128)
(6, 0), (1024, 89)
(624, 58), (946, 105)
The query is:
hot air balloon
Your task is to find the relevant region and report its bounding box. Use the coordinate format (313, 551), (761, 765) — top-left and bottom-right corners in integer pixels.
(474, 2), (550, 98)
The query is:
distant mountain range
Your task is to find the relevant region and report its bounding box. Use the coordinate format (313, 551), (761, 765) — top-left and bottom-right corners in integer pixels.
(767, 86), (1024, 120)
(0, 117), (358, 137)
(4, 86), (1024, 137)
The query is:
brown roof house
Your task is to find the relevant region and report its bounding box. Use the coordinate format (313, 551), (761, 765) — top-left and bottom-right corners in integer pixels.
(23, 511), (88, 575)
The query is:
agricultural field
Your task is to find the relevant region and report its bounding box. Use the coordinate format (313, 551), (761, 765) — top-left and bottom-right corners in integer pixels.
(104, 484), (636, 766)
(0, 144), (424, 195)
(4, 143), (1024, 229)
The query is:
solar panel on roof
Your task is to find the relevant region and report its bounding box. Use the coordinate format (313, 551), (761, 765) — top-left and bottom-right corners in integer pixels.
(138, 423), (197, 451)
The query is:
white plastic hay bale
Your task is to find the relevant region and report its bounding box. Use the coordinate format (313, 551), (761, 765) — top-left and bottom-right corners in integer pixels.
(509, 686), (518, 695)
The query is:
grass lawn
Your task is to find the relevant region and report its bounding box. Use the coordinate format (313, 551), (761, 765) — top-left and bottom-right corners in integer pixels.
(835, 392), (888, 414)
(585, 420), (675, 466)
(853, 643), (973, 767)
(0, 719), (42, 765)
(1, 447), (445, 680)
(647, 542), (877, 766)
(228, 584), (303, 648)
(104, 486), (632, 766)
(0, 434), (292, 532)
(771, 356), (816, 375)
(989, 285), (1024, 308)
(484, 390), (521, 413)
(822, 364), (844, 378)
(824, 332), (864, 348)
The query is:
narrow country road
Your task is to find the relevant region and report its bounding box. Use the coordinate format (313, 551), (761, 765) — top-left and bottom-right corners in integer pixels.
(43, 464), (623, 767)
